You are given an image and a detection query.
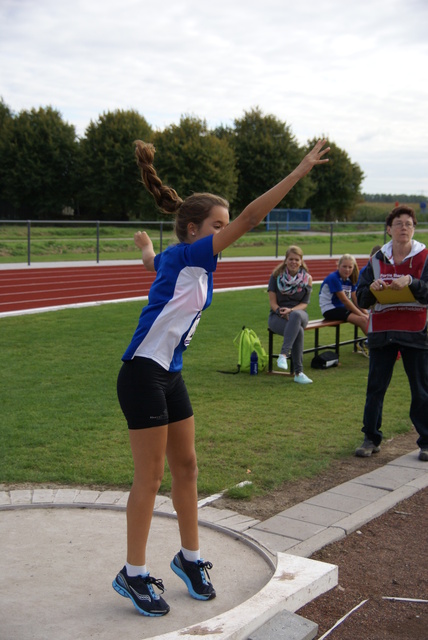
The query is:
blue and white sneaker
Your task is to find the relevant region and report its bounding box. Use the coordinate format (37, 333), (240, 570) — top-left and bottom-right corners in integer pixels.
(277, 354), (288, 370)
(170, 551), (216, 600)
(294, 372), (313, 384)
(112, 566), (170, 616)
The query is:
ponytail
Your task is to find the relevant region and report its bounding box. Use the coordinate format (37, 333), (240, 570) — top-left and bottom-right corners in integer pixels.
(134, 140), (229, 242)
(134, 140), (183, 214)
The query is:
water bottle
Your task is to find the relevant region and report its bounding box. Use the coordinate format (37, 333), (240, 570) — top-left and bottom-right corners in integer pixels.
(250, 351), (258, 375)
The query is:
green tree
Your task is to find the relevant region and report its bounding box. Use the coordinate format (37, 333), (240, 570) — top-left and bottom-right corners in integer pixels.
(152, 115), (237, 205)
(0, 106), (78, 218)
(306, 138), (364, 220)
(230, 107), (312, 215)
(0, 97), (12, 130)
(78, 109), (154, 220)
(0, 98), (14, 215)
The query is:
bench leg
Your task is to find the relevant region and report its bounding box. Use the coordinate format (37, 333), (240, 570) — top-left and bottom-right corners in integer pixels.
(267, 329), (294, 375)
(353, 325), (359, 352)
(314, 328), (320, 357)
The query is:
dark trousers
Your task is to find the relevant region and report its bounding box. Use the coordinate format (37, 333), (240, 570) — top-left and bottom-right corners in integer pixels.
(363, 344), (428, 449)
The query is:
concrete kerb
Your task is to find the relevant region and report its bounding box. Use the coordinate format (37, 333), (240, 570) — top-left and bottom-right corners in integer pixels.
(241, 450), (428, 559)
(248, 610), (319, 640)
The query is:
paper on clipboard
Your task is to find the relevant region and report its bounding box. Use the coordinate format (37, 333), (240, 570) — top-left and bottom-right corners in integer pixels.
(370, 284), (415, 304)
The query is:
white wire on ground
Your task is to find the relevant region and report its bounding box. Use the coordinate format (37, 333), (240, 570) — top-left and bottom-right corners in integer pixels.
(197, 480), (253, 508)
(382, 596), (428, 603)
(318, 599), (369, 640)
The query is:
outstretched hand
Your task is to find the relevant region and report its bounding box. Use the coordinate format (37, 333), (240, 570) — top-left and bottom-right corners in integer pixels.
(299, 139), (330, 177)
(134, 231), (152, 250)
(135, 231), (156, 271)
(210, 137), (330, 257)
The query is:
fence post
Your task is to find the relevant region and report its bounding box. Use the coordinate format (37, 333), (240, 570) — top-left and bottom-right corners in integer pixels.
(96, 221), (100, 263)
(27, 220), (31, 266)
(160, 222), (163, 253)
(329, 223), (333, 256)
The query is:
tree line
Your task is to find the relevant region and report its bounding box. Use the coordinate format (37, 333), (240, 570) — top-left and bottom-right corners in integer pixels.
(362, 194), (425, 203)
(0, 98), (365, 221)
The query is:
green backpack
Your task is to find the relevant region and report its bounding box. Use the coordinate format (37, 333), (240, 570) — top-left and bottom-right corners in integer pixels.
(233, 326), (268, 373)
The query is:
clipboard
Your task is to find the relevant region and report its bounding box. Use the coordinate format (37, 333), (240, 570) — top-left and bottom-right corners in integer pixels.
(370, 284), (415, 304)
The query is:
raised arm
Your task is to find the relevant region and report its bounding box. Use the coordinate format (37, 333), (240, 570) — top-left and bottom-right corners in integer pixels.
(134, 231), (156, 272)
(212, 140), (329, 256)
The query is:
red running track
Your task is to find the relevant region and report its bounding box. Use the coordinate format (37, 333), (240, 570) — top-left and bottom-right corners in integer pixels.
(0, 258), (369, 314)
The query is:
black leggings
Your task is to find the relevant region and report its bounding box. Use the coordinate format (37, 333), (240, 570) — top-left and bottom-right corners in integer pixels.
(323, 307), (351, 321)
(117, 357), (193, 429)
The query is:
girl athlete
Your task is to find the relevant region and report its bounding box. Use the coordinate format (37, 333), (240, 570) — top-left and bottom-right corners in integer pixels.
(319, 253), (369, 334)
(112, 139), (329, 617)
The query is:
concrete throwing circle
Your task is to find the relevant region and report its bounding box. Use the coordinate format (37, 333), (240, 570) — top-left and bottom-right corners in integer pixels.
(0, 508), (273, 640)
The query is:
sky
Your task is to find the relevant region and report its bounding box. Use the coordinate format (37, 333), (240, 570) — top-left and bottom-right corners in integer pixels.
(1, 0), (427, 196)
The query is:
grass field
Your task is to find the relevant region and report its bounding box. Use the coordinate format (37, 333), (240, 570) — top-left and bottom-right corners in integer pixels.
(0, 285), (413, 499)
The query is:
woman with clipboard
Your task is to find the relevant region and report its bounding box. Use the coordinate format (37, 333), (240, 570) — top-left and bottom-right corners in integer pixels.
(355, 205), (428, 462)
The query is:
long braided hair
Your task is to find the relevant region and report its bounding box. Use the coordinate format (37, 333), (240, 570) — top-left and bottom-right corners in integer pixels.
(134, 140), (229, 243)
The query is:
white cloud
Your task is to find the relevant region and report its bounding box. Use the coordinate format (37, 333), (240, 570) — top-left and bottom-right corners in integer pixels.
(1, 0), (427, 195)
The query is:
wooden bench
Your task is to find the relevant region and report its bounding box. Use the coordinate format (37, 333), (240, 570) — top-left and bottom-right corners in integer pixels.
(268, 319), (361, 373)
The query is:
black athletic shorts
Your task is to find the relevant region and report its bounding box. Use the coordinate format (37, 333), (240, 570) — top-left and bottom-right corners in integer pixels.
(117, 357), (193, 430)
(323, 307), (351, 321)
